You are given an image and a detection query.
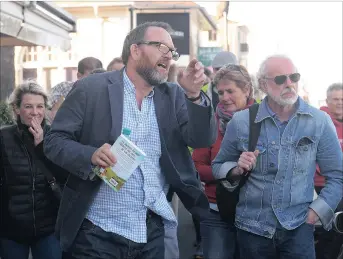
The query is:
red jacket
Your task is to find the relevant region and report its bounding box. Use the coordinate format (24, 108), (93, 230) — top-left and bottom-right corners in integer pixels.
(314, 106), (343, 187)
(192, 126), (223, 203)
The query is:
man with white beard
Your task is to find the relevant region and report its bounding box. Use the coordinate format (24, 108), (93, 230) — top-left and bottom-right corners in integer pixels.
(212, 55), (343, 259)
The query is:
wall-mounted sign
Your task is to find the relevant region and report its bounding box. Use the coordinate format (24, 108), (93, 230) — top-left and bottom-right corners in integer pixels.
(197, 47), (222, 67)
(136, 13), (190, 55)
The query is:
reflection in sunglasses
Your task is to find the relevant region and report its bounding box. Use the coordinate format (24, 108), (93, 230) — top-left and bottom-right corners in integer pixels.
(264, 73), (301, 85)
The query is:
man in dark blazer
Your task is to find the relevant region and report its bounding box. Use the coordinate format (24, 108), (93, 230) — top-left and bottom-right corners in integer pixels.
(44, 21), (216, 259)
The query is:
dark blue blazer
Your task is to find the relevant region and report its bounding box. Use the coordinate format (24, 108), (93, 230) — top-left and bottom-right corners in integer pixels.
(44, 69), (217, 251)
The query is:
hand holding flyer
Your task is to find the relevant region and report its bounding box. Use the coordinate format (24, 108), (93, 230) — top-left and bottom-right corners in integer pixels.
(92, 129), (146, 191)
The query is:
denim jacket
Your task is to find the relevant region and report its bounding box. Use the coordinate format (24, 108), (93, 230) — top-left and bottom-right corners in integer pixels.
(212, 97), (343, 239)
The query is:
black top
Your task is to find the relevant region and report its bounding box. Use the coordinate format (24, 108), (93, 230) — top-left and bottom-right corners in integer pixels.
(0, 121), (68, 243)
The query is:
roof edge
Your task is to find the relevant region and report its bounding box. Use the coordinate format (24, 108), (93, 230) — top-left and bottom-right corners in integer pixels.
(36, 1), (76, 29)
(131, 4), (217, 31)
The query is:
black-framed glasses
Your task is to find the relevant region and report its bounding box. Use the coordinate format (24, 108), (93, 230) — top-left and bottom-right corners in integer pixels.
(264, 73), (301, 85)
(136, 41), (180, 61)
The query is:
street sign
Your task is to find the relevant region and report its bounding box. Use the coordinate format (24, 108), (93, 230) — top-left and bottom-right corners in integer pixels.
(197, 47), (222, 67)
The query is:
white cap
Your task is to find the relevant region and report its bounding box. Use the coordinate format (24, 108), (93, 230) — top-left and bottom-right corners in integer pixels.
(211, 51), (238, 68)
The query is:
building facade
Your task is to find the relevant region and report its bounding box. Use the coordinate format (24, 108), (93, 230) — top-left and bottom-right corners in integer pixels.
(14, 1), (218, 91)
(0, 1), (75, 100)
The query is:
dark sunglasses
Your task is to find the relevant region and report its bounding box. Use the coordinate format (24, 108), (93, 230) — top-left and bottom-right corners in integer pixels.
(136, 41), (180, 61)
(264, 73), (301, 85)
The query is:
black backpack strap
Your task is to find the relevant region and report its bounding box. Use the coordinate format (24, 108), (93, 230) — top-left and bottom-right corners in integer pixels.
(216, 104), (262, 183)
(248, 104), (262, 152)
(239, 103), (262, 186)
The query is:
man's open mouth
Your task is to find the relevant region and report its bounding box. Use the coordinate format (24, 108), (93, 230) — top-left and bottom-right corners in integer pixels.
(157, 63), (167, 69)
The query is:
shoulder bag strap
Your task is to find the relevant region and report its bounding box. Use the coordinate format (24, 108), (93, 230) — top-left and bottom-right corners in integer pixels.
(239, 103), (262, 187)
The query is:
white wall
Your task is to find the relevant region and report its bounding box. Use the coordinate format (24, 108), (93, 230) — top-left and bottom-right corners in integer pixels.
(199, 31), (221, 47)
(229, 2), (343, 107)
(102, 16), (130, 67)
(72, 13), (130, 68)
(73, 18), (103, 61)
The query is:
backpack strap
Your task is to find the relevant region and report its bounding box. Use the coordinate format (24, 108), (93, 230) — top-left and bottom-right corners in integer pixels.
(239, 103), (262, 187)
(248, 104), (262, 152)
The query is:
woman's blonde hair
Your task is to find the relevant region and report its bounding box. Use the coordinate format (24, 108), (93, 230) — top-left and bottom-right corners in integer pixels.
(213, 64), (254, 98)
(7, 80), (50, 121)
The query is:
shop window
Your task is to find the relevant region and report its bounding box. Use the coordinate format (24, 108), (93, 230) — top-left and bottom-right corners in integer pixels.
(208, 30), (217, 41)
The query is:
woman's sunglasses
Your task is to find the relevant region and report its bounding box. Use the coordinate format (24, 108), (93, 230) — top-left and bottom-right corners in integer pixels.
(222, 64), (250, 79)
(264, 73), (301, 85)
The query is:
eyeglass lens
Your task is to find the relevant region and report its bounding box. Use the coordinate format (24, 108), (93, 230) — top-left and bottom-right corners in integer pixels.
(158, 44), (179, 61)
(274, 73), (300, 85)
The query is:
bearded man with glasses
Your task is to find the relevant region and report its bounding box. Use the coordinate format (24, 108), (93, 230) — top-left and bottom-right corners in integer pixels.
(44, 21), (216, 259)
(212, 55), (343, 259)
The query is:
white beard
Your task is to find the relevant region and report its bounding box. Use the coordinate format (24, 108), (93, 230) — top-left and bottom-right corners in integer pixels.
(268, 88), (298, 106)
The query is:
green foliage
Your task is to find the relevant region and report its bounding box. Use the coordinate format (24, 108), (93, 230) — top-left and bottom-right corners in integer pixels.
(0, 101), (14, 126)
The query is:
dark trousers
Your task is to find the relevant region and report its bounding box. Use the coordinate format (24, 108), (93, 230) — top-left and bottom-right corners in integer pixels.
(237, 222), (315, 259)
(200, 210), (238, 259)
(315, 228), (343, 259)
(315, 186), (343, 259)
(192, 216), (201, 244)
(66, 211), (165, 259)
(0, 234), (62, 259)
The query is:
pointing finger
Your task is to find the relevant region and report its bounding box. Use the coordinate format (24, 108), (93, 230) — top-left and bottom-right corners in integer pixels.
(187, 58), (198, 68)
(194, 74), (206, 84)
(194, 68), (204, 79)
(195, 61), (204, 70)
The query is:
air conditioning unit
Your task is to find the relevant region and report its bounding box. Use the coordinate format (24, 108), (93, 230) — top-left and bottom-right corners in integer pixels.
(240, 43), (249, 53)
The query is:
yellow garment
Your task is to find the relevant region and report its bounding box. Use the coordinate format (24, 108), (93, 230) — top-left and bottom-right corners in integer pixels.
(201, 84), (209, 93)
(188, 146), (193, 154)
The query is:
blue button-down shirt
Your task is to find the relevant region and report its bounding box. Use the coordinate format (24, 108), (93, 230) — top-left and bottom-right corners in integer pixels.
(265, 98), (296, 137)
(213, 97), (343, 238)
(86, 70), (177, 243)
(264, 99), (298, 171)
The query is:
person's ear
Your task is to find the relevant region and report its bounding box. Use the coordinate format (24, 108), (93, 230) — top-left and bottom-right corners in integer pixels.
(130, 44), (141, 62)
(259, 79), (267, 93)
(14, 104), (20, 115)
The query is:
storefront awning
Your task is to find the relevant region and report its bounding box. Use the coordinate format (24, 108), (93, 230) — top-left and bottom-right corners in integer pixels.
(0, 1), (76, 51)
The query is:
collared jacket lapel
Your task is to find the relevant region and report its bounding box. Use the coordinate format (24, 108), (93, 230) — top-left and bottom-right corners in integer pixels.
(107, 70), (124, 144)
(153, 84), (179, 187)
(154, 83), (172, 145)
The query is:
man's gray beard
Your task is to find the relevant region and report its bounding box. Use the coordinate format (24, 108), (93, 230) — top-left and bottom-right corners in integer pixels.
(268, 90), (298, 106)
(136, 65), (167, 86)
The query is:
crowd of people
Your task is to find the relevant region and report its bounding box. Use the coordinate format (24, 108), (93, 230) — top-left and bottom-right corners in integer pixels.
(0, 21), (342, 259)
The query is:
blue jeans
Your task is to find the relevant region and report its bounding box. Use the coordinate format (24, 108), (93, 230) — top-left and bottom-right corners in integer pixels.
(200, 210), (237, 259)
(237, 222), (315, 259)
(0, 234), (62, 259)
